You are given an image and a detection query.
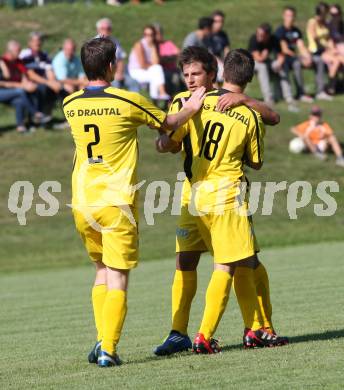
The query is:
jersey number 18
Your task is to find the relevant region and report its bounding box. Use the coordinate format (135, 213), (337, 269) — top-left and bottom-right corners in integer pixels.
(198, 120), (224, 161)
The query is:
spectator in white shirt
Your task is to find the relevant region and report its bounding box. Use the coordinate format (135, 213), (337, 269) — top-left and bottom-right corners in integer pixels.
(128, 25), (169, 101)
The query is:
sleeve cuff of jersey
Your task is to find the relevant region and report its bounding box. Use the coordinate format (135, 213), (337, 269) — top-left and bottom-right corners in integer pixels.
(244, 154), (262, 164)
(170, 131), (183, 143)
(249, 158), (263, 164)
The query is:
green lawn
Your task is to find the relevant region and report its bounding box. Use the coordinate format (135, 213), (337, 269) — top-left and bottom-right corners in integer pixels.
(1, 241), (344, 389)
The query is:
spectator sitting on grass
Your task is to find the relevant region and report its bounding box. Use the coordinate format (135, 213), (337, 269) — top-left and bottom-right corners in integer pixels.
(20, 32), (61, 116)
(275, 6), (322, 106)
(204, 10), (230, 83)
(248, 23), (283, 105)
(328, 4), (344, 56)
(306, 2), (344, 95)
(153, 22), (181, 95)
(182, 17), (213, 49)
(52, 38), (87, 95)
(128, 25), (169, 101)
(95, 17), (135, 90)
(0, 40), (50, 133)
(290, 105), (344, 167)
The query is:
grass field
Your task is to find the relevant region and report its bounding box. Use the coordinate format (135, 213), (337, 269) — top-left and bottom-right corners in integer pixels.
(1, 0), (344, 388)
(1, 241), (344, 389)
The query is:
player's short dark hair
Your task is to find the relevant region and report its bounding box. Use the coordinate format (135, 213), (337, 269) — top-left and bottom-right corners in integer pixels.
(198, 17), (213, 30)
(223, 49), (255, 87)
(212, 10), (225, 19)
(284, 5), (296, 14)
(178, 46), (218, 81)
(81, 37), (116, 81)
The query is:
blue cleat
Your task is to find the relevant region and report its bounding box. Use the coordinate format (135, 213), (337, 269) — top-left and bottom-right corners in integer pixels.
(97, 350), (122, 367)
(154, 330), (192, 356)
(88, 341), (101, 364)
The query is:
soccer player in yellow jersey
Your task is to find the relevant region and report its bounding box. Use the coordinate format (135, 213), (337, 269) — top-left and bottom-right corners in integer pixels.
(154, 47), (288, 355)
(62, 37), (205, 366)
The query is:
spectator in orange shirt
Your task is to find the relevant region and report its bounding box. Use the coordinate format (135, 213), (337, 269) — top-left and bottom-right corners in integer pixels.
(290, 106), (344, 167)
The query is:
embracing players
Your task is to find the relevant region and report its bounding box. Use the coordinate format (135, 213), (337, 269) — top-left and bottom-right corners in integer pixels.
(154, 46), (288, 355)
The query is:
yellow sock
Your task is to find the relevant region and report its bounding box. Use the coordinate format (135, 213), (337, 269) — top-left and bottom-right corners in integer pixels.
(101, 289), (127, 355)
(199, 270), (232, 340)
(172, 270), (197, 335)
(92, 284), (107, 341)
(254, 263), (273, 329)
(233, 266), (263, 331)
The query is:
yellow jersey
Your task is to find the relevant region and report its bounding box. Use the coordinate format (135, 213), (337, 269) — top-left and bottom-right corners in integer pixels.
(170, 89), (265, 213)
(63, 86), (166, 207)
(168, 91), (193, 206)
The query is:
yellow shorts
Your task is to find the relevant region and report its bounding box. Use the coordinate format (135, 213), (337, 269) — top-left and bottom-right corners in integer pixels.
(73, 205), (138, 270)
(196, 204), (260, 264)
(176, 205), (208, 253)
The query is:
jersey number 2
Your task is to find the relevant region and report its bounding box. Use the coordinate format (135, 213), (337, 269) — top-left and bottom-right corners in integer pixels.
(84, 124), (103, 164)
(199, 120), (224, 161)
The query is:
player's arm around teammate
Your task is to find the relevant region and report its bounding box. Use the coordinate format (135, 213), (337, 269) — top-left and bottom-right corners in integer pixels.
(154, 47), (287, 357)
(156, 47), (280, 155)
(216, 92), (280, 125)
